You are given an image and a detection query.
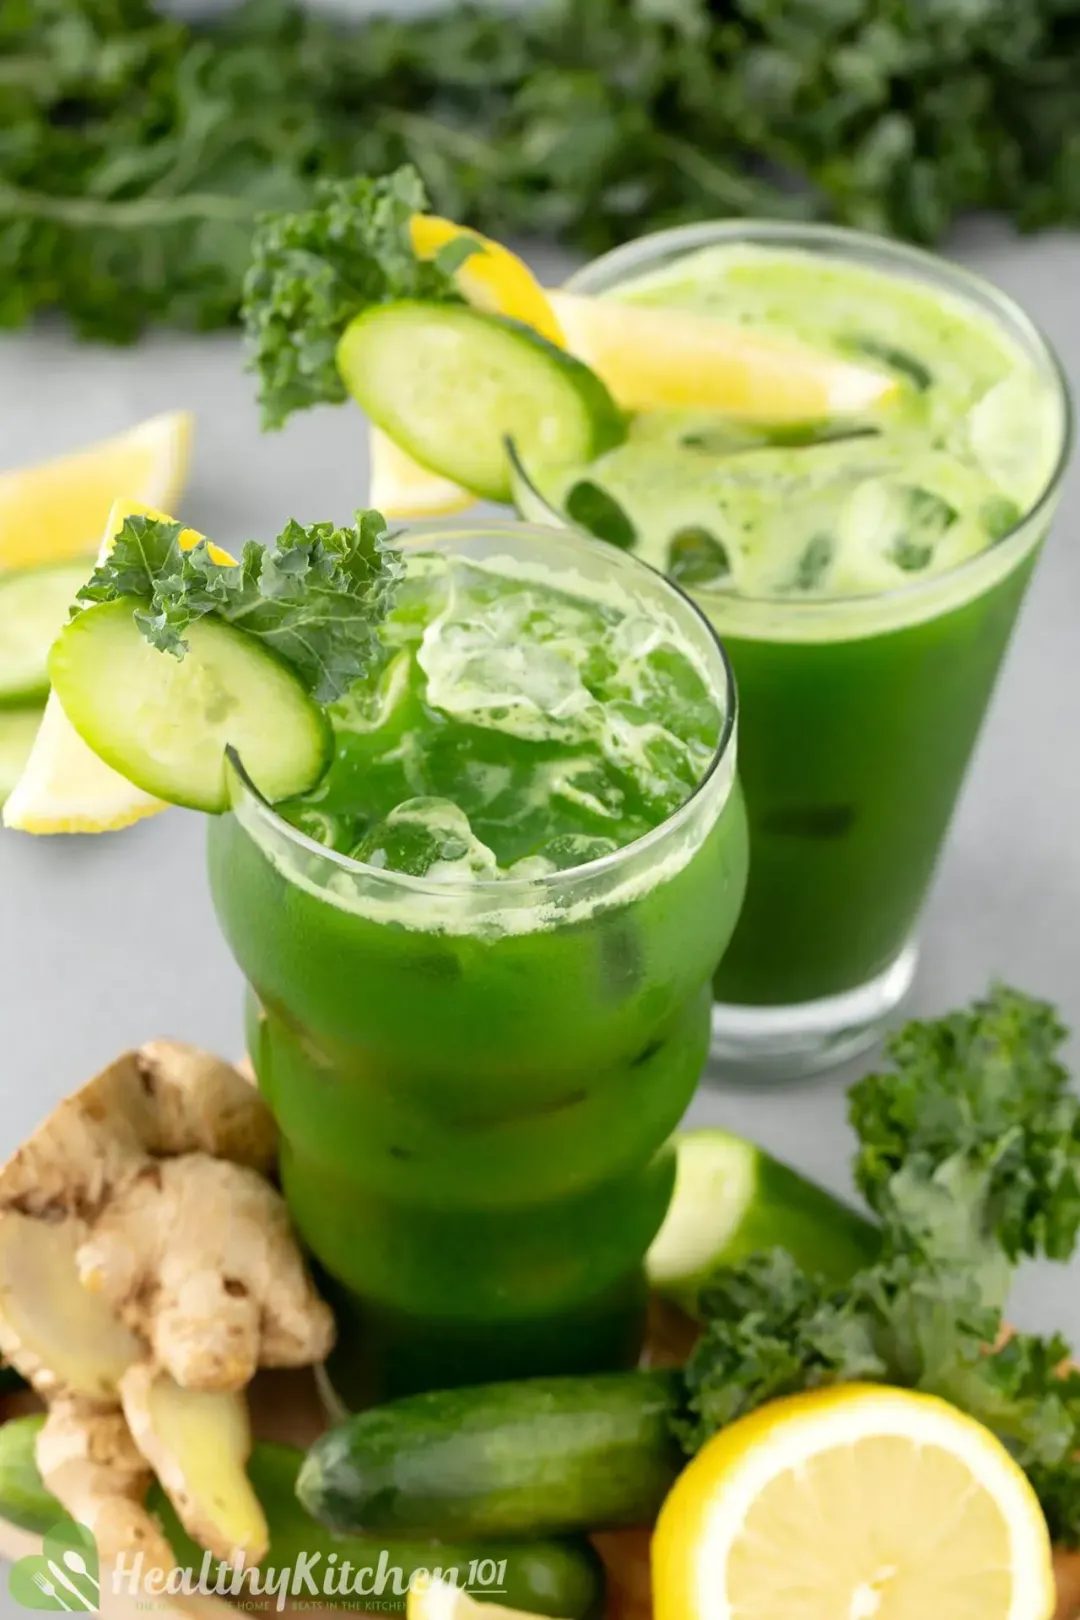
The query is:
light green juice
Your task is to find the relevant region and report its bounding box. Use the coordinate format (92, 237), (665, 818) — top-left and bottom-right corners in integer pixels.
(515, 228), (1070, 1064)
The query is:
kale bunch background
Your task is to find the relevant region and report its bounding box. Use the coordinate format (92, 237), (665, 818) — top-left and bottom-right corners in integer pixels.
(6, 0), (1080, 344)
(678, 987), (1080, 1547)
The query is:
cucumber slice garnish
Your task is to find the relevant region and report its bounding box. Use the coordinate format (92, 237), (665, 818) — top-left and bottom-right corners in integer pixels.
(0, 562), (90, 706)
(49, 599), (332, 813)
(336, 301), (625, 503)
(0, 706), (45, 807)
(647, 1128), (880, 1316)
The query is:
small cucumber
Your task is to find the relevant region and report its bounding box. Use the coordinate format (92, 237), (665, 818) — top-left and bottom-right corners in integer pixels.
(298, 1370), (682, 1541)
(0, 1423), (604, 1620)
(0, 1416), (72, 1535)
(0, 562), (88, 706)
(336, 301), (625, 503)
(647, 1128), (880, 1317)
(49, 599), (332, 813)
(0, 707), (43, 807)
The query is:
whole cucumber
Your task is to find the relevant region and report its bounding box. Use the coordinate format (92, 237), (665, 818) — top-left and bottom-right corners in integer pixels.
(0, 1420), (604, 1620)
(298, 1369), (683, 1540)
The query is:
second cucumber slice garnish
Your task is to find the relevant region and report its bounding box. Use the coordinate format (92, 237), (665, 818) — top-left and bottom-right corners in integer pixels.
(49, 599), (331, 814)
(0, 561), (92, 706)
(336, 301), (625, 503)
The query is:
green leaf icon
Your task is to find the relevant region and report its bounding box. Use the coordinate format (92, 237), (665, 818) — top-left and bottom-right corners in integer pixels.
(10, 1523), (99, 1612)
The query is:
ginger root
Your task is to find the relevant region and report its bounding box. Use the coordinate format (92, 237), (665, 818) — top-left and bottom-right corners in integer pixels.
(0, 1040), (334, 1576)
(120, 1364), (267, 1563)
(37, 1399), (176, 1577)
(80, 1153), (334, 1391)
(0, 1214), (141, 1401)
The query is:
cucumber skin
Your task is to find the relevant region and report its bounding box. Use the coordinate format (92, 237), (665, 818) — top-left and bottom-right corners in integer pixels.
(0, 1423), (603, 1620)
(299, 1370), (683, 1541)
(727, 1149), (880, 1286)
(658, 1141), (881, 1320)
(337, 302), (626, 503)
(0, 1417), (70, 1535)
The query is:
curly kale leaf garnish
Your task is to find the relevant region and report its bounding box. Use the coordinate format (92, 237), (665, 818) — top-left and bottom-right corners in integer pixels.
(241, 166), (475, 429)
(76, 510), (402, 705)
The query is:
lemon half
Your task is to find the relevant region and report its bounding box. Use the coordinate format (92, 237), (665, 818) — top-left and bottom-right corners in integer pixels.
(654, 1383), (1055, 1620)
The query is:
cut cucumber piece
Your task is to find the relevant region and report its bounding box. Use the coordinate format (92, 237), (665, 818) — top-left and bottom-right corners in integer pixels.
(337, 301), (625, 503)
(0, 562), (89, 706)
(647, 1128), (880, 1317)
(49, 599), (331, 813)
(0, 706), (44, 807)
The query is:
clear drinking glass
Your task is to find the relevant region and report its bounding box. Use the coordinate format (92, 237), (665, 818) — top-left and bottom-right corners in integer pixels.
(515, 222), (1073, 1081)
(207, 519), (748, 1403)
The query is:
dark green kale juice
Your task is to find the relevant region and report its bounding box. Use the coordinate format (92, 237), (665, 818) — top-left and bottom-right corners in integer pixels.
(209, 522), (747, 1400)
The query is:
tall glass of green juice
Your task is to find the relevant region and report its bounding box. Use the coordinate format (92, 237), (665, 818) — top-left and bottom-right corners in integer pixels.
(513, 223), (1072, 1081)
(208, 519), (747, 1403)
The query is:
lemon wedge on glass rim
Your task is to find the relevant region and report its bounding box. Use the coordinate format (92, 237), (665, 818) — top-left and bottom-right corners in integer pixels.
(2, 499), (230, 835)
(653, 1383), (1055, 1620)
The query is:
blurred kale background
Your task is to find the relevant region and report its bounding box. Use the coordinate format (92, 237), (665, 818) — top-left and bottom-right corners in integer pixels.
(3, 0), (1080, 342)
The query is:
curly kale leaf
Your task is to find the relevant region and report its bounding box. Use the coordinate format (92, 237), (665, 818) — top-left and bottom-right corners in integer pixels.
(76, 510), (402, 704)
(674, 1253), (886, 1449)
(850, 985), (1080, 1287)
(680, 1251), (1080, 1547)
(241, 165), (472, 429)
(677, 1251), (999, 1450)
(8, 0), (1080, 341)
(675, 986), (1080, 1548)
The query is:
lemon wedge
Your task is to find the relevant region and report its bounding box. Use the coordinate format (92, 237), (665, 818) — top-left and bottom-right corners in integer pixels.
(369, 427), (476, 519)
(653, 1383), (1055, 1620)
(548, 290), (898, 420)
(0, 412), (192, 570)
(2, 499), (228, 835)
(407, 1575), (540, 1620)
(411, 216), (566, 347)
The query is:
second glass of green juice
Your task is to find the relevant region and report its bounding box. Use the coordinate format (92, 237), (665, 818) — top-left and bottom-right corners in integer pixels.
(516, 224), (1072, 1080)
(208, 519), (747, 1402)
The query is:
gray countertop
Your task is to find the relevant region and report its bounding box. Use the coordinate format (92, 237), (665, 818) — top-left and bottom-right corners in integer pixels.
(0, 223), (1078, 1509)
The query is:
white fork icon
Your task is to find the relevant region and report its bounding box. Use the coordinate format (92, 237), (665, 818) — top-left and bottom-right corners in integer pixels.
(31, 1573), (73, 1611)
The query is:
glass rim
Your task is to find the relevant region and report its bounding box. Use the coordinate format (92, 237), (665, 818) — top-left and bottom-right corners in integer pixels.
(553, 216), (1075, 616)
(228, 516), (738, 901)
